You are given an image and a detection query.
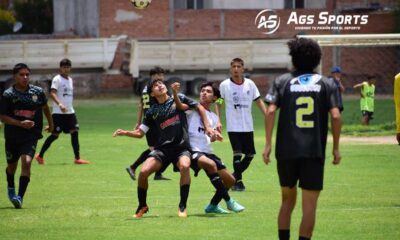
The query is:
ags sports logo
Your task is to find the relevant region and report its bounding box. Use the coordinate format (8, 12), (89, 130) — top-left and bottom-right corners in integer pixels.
(254, 9), (280, 35)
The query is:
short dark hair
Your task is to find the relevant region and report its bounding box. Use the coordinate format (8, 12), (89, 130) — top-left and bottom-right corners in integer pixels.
(288, 38), (321, 72)
(367, 75), (376, 80)
(149, 66), (165, 76)
(60, 58), (72, 67)
(230, 58), (244, 66)
(146, 79), (164, 95)
(13, 63), (30, 75)
(200, 82), (221, 99)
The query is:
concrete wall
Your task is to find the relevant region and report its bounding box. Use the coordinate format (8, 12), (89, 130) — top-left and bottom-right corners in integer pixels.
(53, 0), (99, 37)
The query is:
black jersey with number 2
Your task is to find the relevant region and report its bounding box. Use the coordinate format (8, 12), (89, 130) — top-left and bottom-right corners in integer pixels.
(265, 73), (339, 160)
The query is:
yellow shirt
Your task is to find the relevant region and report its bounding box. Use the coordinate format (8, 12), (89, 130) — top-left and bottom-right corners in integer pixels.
(395, 73), (400, 133)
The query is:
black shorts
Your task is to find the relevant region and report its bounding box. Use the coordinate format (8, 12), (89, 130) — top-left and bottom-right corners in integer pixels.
(148, 147), (191, 172)
(277, 157), (325, 191)
(5, 138), (38, 163)
(145, 127), (158, 147)
(191, 152), (227, 177)
(227, 132), (256, 155)
(361, 111), (374, 120)
(53, 114), (79, 133)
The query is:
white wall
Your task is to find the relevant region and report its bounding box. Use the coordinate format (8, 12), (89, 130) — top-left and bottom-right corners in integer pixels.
(206, 0), (284, 9)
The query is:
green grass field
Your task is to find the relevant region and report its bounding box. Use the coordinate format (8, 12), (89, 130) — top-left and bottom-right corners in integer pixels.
(0, 97), (399, 240)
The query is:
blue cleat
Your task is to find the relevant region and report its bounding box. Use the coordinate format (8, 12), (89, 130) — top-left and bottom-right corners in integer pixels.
(204, 204), (229, 214)
(7, 187), (16, 201)
(226, 198), (245, 213)
(11, 196), (23, 209)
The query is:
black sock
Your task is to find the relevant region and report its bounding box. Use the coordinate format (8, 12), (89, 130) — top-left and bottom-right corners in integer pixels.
(39, 134), (58, 157)
(71, 131), (80, 159)
(137, 187), (147, 207)
(179, 184), (190, 210)
(131, 149), (151, 170)
(233, 155), (242, 181)
(5, 168), (15, 188)
(279, 229), (290, 240)
(208, 173), (230, 205)
(240, 155), (254, 173)
(299, 237), (310, 240)
(18, 176), (30, 198)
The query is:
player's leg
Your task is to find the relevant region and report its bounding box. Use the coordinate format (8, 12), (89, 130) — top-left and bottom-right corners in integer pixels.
(278, 187), (297, 240)
(36, 114), (61, 164)
(67, 114), (89, 164)
(228, 132), (245, 191)
(240, 132), (256, 179)
(134, 156), (161, 218)
(218, 168), (235, 189)
(176, 154), (191, 217)
(299, 189), (320, 239)
(127, 149), (151, 180)
(5, 139), (18, 202)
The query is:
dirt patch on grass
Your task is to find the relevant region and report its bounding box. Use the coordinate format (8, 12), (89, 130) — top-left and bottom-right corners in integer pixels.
(336, 136), (398, 145)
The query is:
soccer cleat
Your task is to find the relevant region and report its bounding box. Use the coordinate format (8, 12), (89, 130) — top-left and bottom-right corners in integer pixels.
(35, 154), (46, 165)
(74, 159), (90, 164)
(133, 205), (149, 218)
(154, 174), (171, 180)
(204, 204), (229, 214)
(11, 196), (23, 209)
(226, 198), (245, 213)
(231, 180), (245, 192)
(7, 187), (16, 201)
(178, 206), (187, 218)
(126, 167), (136, 180)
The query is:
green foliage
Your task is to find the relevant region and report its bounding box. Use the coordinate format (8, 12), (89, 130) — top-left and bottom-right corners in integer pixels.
(0, 98), (399, 239)
(13, 0), (53, 34)
(0, 9), (16, 35)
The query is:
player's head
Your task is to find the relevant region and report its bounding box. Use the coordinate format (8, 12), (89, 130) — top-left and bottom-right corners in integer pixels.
(331, 66), (342, 80)
(59, 58), (72, 76)
(149, 66), (165, 81)
(288, 38), (321, 73)
(230, 58), (245, 79)
(12, 63), (31, 87)
(199, 82), (220, 104)
(147, 79), (167, 98)
(367, 75), (376, 84)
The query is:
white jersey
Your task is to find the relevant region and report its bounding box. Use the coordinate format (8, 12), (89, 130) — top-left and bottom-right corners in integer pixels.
(187, 109), (219, 154)
(51, 74), (75, 114)
(219, 78), (260, 132)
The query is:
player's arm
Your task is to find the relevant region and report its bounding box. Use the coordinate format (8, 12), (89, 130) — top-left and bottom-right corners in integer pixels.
(353, 83), (364, 98)
(135, 101), (144, 130)
(338, 81), (345, 93)
(42, 104), (54, 133)
(113, 128), (145, 138)
(330, 107), (342, 165)
(171, 82), (189, 111)
(263, 103), (276, 165)
(255, 98), (267, 116)
(50, 89), (67, 113)
(195, 104), (214, 137)
(215, 101), (222, 132)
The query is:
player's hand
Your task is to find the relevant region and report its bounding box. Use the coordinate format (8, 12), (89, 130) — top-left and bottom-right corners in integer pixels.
(20, 120), (35, 129)
(332, 149), (341, 165)
(210, 131), (223, 142)
(262, 144), (271, 165)
(205, 126), (214, 139)
(216, 122), (222, 133)
(112, 129), (126, 137)
(171, 82), (180, 94)
(45, 124), (54, 133)
(59, 103), (67, 113)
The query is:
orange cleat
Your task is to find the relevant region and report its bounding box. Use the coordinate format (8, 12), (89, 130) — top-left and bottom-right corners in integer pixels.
(74, 159), (90, 164)
(35, 154), (46, 165)
(133, 205), (149, 218)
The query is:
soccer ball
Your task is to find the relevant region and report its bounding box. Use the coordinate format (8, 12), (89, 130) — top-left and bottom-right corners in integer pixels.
(130, 0), (152, 10)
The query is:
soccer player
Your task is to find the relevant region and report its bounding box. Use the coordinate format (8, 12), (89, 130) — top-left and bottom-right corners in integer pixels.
(263, 38), (341, 240)
(126, 66), (170, 181)
(113, 79), (213, 218)
(329, 66), (345, 112)
(172, 81), (245, 214)
(395, 73), (400, 145)
(0, 63), (54, 208)
(35, 58), (89, 164)
(353, 75), (376, 126)
(216, 58), (266, 191)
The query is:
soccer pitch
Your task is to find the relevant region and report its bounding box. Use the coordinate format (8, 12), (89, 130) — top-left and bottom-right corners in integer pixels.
(0, 97), (399, 240)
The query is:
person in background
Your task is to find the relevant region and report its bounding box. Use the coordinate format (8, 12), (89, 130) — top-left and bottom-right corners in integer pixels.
(353, 75), (376, 126)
